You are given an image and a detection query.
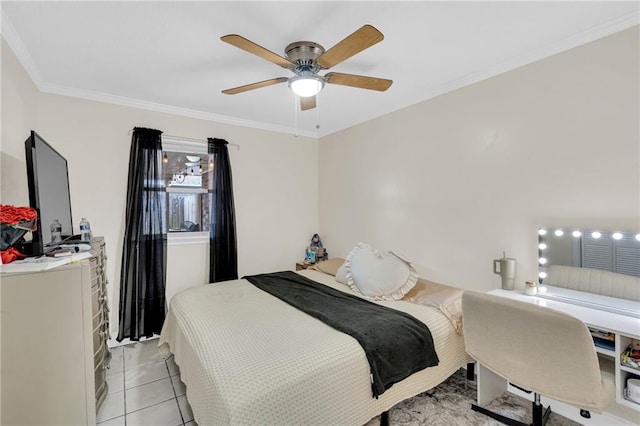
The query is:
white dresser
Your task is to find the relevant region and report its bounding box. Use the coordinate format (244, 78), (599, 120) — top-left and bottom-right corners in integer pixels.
(0, 238), (110, 425)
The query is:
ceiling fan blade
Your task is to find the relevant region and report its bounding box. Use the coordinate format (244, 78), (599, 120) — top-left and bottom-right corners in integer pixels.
(325, 72), (392, 91)
(222, 77), (288, 95)
(300, 96), (316, 111)
(221, 34), (295, 70)
(316, 25), (384, 69)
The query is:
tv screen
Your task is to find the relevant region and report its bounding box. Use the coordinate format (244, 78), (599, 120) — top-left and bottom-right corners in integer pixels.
(25, 131), (73, 255)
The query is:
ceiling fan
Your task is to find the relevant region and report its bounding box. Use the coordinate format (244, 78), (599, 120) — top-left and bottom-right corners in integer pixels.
(220, 25), (393, 111)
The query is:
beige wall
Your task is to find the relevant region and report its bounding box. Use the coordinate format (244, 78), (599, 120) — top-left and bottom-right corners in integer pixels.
(3, 24), (638, 329)
(1, 40), (39, 205)
(1, 39), (319, 334)
(318, 26), (640, 291)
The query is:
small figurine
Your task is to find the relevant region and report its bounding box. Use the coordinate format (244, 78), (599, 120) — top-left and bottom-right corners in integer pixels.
(306, 233), (327, 262)
(310, 233), (323, 249)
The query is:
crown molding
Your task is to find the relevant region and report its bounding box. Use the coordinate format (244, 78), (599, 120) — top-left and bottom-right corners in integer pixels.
(321, 10), (640, 137)
(445, 10), (640, 96)
(1, 7), (45, 88)
(3, 7), (638, 140)
(38, 82), (320, 138)
(0, 8), (318, 139)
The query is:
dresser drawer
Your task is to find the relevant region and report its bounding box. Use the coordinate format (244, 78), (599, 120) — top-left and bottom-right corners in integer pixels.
(94, 341), (105, 365)
(91, 286), (100, 315)
(90, 258), (100, 287)
(93, 323), (109, 355)
(93, 307), (104, 330)
(96, 381), (108, 413)
(91, 286), (107, 316)
(94, 361), (106, 394)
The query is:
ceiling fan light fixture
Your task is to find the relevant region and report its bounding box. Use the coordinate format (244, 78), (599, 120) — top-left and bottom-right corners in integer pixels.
(289, 72), (324, 97)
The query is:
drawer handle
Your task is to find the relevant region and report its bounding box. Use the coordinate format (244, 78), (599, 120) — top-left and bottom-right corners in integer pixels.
(99, 331), (108, 339)
(99, 296), (107, 303)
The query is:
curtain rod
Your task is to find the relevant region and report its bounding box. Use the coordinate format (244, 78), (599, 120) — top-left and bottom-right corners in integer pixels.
(127, 129), (240, 150)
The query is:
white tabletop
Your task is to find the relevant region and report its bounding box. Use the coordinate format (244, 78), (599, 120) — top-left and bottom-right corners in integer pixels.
(489, 288), (640, 339)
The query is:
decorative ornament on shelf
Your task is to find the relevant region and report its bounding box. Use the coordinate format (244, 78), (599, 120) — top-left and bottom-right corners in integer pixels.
(305, 233), (327, 264)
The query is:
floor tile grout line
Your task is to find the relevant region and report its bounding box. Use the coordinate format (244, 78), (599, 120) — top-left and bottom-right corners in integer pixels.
(167, 358), (186, 425)
(96, 349), (126, 424)
(106, 341), (187, 425)
(122, 362), (172, 390)
(125, 395), (180, 416)
(122, 362), (128, 426)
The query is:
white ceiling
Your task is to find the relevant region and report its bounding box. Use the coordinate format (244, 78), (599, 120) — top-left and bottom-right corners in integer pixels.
(2, 1), (638, 137)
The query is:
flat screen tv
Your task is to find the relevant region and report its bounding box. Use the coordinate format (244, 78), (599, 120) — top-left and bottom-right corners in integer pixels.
(24, 131), (74, 256)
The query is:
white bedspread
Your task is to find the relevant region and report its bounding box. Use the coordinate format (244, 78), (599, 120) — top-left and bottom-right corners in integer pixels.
(159, 270), (470, 425)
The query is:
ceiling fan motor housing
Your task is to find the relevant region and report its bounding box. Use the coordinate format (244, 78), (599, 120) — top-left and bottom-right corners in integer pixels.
(285, 41), (325, 72)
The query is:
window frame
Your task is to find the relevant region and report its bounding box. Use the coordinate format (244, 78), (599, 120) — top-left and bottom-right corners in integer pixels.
(162, 137), (210, 245)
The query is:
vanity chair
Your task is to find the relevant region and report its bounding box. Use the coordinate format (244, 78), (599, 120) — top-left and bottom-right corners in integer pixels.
(462, 291), (615, 426)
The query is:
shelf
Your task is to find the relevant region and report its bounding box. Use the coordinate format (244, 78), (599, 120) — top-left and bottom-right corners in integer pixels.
(620, 364), (640, 375)
(595, 345), (615, 358)
(619, 396), (640, 410)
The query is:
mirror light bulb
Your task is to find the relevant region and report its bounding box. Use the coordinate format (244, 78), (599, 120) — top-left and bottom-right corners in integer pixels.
(554, 230), (564, 237)
(539, 257), (547, 265)
(572, 230), (582, 238)
(538, 271), (547, 279)
(538, 243), (547, 250)
(592, 231), (602, 239)
(612, 232), (623, 240)
(538, 229), (547, 236)
(636, 234), (640, 242)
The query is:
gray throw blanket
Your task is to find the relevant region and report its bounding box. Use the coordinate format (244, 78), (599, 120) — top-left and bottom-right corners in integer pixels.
(244, 271), (439, 398)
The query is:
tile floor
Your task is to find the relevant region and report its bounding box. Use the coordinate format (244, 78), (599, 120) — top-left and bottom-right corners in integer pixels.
(97, 339), (197, 426)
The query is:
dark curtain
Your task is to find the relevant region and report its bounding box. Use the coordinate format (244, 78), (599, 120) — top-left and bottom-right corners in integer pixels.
(207, 138), (238, 282)
(117, 127), (167, 341)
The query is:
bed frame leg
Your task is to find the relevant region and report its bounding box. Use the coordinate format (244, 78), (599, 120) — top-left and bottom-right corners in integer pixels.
(466, 362), (475, 380)
(380, 410), (390, 426)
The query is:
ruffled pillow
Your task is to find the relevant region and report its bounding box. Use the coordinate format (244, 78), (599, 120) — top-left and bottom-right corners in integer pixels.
(344, 242), (418, 300)
(335, 263), (348, 285)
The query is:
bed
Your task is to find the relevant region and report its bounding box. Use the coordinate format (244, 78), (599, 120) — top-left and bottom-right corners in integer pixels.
(159, 267), (470, 425)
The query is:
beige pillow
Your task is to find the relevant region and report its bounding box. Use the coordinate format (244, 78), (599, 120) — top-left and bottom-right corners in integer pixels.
(335, 263), (348, 284)
(404, 278), (464, 334)
(310, 258), (345, 276)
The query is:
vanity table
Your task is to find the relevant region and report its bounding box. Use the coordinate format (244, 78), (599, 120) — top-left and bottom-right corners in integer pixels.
(478, 287), (640, 425)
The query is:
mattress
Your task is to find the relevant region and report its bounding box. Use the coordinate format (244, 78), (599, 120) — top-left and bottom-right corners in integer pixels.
(159, 269), (470, 425)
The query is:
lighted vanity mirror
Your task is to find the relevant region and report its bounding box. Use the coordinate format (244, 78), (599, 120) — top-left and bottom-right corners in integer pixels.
(538, 228), (640, 280)
(537, 228), (640, 317)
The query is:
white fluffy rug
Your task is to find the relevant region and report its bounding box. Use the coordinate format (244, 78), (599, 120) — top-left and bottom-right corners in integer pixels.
(367, 369), (582, 426)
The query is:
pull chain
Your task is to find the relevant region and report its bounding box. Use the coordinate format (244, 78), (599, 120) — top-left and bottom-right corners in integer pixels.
(315, 93), (320, 133)
(294, 95), (299, 138)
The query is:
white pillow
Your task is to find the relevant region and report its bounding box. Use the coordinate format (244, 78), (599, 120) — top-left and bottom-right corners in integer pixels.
(335, 263), (348, 285)
(344, 242), (418, 300)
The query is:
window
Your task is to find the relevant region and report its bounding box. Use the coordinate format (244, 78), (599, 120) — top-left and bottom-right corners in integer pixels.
(162, 138), (211, 237)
